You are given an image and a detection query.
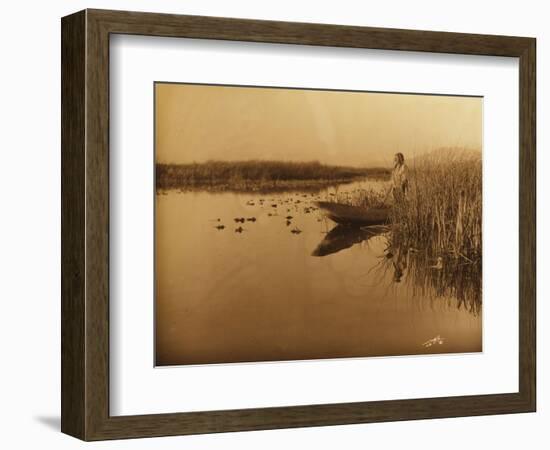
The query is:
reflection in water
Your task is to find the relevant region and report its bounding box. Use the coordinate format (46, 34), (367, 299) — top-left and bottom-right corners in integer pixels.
(312, 223), (482, 316)
(155, 179), (482, 366)
(373, 241), (482, 316)
(312, 224), (386, 257)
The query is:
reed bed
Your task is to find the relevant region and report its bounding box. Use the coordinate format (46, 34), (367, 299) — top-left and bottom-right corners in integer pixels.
(362, 150), (482, 312)
(156, 160), (389, 191)
(338, 149), (482, 261)
(334, 187), (389, 209)
(391, 150), (482, 261)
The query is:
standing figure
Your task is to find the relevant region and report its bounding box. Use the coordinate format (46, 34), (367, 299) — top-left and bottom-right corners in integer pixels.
(388, 152), (409, 203)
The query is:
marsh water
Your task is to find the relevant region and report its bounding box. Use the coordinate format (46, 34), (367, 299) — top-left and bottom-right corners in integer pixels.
(155, 179), (482, 366)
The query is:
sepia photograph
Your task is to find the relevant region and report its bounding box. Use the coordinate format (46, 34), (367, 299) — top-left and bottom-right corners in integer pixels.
(154, 82), (482, 366)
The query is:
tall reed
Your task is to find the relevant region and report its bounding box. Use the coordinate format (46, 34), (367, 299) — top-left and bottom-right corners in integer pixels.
(390, 150), (482, 261)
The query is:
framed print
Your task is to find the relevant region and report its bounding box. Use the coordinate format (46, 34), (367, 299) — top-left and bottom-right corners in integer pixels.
(61, 9), (536, 440)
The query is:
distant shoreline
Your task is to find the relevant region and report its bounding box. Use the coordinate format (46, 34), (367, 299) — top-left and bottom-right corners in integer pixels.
(156, 161), (390, 192)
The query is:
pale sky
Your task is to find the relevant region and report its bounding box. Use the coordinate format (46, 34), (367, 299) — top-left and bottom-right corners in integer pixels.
(155, 83), (482, 167)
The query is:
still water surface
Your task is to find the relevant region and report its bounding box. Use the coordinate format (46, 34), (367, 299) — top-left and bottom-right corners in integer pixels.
(155, 180), (481, 366)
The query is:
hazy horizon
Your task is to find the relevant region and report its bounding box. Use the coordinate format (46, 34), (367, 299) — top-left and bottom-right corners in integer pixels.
(156, 83), (482, 167)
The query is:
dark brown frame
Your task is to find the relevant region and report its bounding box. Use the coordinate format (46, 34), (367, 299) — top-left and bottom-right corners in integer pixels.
(61, 9), (536, 441)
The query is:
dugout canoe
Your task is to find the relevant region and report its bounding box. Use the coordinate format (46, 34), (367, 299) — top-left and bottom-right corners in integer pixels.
(316, 201), (390, 226)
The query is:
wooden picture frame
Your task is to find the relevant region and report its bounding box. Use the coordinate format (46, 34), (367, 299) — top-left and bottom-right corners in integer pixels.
(61, 9), (536, 440)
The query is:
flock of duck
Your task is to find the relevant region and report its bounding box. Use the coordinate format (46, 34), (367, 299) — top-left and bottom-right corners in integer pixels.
(210, 192), (329, 235)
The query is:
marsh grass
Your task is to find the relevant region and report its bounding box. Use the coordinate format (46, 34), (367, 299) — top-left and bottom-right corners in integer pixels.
(339, 148), (482, 262)
(156, 160), (389, 192)
(335, 187), (389, 209)
(391, 150), (482, 261)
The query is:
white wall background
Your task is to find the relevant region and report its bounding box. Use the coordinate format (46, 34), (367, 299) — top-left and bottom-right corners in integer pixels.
(0, 0), (546, 448)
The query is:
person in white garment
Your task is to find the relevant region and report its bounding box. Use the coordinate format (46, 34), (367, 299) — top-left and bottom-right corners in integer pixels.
(388, 152), (409, 203)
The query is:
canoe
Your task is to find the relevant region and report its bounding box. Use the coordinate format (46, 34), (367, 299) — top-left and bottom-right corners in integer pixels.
(315, 201), (390, 226)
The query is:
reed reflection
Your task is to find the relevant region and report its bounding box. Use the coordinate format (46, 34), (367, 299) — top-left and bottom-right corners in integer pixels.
(311, 224), (482, 317)
(379, 239), (482, 316)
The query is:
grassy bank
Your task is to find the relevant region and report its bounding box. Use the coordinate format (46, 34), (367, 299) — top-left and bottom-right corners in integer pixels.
(156, 160), (389, 192)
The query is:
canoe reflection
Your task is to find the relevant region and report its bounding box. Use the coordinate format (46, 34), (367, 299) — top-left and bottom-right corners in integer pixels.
(312, 224), (386, 257)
